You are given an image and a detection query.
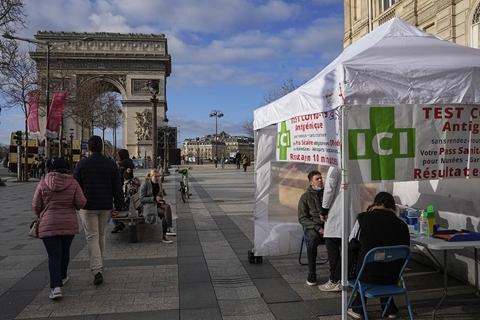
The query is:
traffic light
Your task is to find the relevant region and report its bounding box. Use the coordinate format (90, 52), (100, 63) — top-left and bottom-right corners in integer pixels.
(14, 131), (22, 146)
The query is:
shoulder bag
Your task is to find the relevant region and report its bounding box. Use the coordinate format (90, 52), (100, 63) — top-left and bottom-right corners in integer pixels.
(29, 192), (57, 238)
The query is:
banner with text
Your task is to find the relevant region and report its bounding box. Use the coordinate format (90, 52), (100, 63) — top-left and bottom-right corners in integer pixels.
(346, 105), (480, 183)
(27, 92), (41, 139)
(45, 92), (67, 139)
(276, 110), (341, 167)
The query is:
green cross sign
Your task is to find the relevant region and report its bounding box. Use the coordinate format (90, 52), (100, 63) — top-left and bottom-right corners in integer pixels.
(277, 121), (291, 160)
(348, 107), (415, 181)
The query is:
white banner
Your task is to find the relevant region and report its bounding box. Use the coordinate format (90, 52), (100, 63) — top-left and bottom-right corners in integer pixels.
(276, 110), (341, 167)
(345, 105), (480, 183)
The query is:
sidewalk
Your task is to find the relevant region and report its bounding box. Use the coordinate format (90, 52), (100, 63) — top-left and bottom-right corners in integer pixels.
(0, 167), (479, 319)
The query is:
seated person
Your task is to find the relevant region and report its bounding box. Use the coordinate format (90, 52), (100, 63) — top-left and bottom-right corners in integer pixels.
(298, 170), (325, 286)
(139, 169), (176, 244)
(347, 191), (410, 319)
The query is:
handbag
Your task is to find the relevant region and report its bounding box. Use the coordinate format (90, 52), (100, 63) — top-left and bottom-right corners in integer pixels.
(29, 192), (57, 238)
(348, 219), (361, 280)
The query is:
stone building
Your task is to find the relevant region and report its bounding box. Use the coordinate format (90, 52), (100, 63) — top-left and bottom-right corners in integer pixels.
(344, 0), (480, 49)
(182, 134), (254, 161)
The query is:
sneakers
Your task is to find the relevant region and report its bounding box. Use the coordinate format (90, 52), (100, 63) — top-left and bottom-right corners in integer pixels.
(162, 236), (173, 244)
(62, 276), (69, 285)
(166, 227), (177, 236)
(318, 279), (342, 292)
(111, 222), (125, 233)
(306, 272), (317, 286)
(388, 314), (397, 319)
(347, 308), (363, 319)
(94, 272), (103, 285)
(49, 287), (62, 299)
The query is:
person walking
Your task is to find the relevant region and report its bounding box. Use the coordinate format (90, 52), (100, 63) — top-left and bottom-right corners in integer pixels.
(73, 136), (123, 285)
(32, 157), (87, 299)
(298, 170), (325, 286)
(235, 151), (241, 169)
(220, 155), (226, 169)
(241, 154), (249, 172)
(140, 169), (176, 243)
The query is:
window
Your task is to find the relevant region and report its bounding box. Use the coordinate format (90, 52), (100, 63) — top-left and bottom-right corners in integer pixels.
(383, 0), (395, 11)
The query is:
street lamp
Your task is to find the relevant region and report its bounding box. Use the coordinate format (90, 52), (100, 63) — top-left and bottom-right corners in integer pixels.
(162, 117), (170, 175)
(69, 128), (74, 170)
(137, 139), (140, 158)
(196, 137), (200, 165)
(209, 110), (224, 167)
(1, 33), (93, 159)
(147, 80), (159, 169)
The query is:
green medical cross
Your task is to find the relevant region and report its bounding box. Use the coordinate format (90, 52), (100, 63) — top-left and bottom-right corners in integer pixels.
(348, 107), (415, 181)
(277, 121), (291, 160)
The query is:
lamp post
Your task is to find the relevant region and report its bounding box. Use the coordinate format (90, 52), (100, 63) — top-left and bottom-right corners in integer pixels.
(162, 117), (170, 175)
(1, 33), (93, 159)
(196, 137), (200, 165)
(137, 139), (140, 158)
(147, 80), (159, 169)
(209, 110), (224, 167)
(69, 129), (74, 170)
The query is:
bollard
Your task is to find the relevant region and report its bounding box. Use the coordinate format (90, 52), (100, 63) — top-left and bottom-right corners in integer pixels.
(128, 224), (138, 243)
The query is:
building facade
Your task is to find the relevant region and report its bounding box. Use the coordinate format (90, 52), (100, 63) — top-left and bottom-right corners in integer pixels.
(181, 134), (254, 161)
(344, 0), (480, 49)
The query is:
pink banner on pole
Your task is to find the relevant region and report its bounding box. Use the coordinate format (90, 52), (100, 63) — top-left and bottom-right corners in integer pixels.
(45, 92), (67, 138)
(27, 92), (41, 139)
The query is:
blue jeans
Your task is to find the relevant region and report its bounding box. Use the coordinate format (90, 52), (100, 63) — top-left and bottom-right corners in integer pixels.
(42, 235), (75, 288)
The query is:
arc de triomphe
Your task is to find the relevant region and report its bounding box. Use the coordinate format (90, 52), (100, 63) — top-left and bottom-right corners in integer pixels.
(31, 31), (171, 160)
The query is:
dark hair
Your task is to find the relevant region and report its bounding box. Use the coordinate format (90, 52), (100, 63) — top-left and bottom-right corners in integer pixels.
(372, 191), (396, 211)
(307, 170), (322, 181)
(88, 135), (103, 153)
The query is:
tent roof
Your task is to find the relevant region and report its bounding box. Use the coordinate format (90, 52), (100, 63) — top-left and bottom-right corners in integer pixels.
(254, 18), (480, 130)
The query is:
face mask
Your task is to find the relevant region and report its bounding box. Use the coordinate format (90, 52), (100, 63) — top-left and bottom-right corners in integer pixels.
(313, 185), (324, 191)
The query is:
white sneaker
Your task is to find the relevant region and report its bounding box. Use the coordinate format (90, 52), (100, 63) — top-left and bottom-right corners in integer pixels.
(62, 276), (69, 285)
(347, 308), (363, 319)
(166, 227), (177, 236)
(49, 287), (62, 299)
(162, 236), (173, 244)
(318, 279), (342, 292)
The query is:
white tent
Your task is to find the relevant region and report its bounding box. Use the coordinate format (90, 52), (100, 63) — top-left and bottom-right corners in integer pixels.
(253, 17), (480, 319)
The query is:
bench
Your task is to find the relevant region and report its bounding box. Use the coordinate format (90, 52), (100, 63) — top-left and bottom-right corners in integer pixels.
(114, 193), (144, 243)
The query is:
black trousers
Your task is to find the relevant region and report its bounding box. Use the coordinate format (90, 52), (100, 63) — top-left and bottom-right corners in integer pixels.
(305, 229), (322, 273)
(326, 237), (342, 282)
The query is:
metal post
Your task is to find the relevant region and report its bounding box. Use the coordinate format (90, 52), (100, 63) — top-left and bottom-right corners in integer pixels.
(151, 97), (157, 169)
(69, 129), (74, 170)
(45, 47), (50, 159)
(196, 138), (200, 165)
(137, 139), (140, 158)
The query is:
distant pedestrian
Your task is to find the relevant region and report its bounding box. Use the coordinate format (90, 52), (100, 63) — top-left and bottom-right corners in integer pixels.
(235, 151), (241, 169)
(73, 136), (123, 286)
(32, 157), (87, 299)
(241, 154), (250, 172)
(220, 155), (225, 169)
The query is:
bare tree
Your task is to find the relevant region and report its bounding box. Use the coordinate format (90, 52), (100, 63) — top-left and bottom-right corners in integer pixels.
(93, 91), (120, 155)
(0, 41), (37, 180)
(0, 0), (27, 33)
(242, 77), (305, 137)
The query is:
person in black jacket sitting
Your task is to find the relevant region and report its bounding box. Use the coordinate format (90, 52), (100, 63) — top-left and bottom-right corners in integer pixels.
(347, 192), (410, 319)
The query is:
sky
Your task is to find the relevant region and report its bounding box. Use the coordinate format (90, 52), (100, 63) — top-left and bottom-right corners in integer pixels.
(0, 0), (345, 148)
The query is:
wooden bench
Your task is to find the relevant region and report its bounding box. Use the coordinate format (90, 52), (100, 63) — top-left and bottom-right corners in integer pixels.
(114, 193), (144, 243)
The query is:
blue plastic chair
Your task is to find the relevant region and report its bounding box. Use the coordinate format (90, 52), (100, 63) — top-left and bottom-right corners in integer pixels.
(298, 227), (328, 265)
(347, 245), (414, 320)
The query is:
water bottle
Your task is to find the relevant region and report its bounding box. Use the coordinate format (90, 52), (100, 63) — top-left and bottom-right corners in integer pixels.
(419, 210), (429, 236)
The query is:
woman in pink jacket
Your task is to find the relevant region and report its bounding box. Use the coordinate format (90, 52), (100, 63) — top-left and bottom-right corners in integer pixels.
(32, 157), (87, 300)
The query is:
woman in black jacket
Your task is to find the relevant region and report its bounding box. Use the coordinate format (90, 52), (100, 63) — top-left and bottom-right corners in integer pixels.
(111, 149), (135, 233)
(348, 192), (410, 319)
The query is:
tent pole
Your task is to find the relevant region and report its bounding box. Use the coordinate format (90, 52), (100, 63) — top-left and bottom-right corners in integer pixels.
(341, 105), (349, 320)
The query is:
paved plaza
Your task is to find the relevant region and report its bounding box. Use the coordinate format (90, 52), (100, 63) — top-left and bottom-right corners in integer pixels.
(0, 164), (479, 319)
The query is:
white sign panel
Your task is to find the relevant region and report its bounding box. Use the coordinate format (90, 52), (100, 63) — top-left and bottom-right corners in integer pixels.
(276, 111), (341, 167)
(346, 105), (480, 183)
